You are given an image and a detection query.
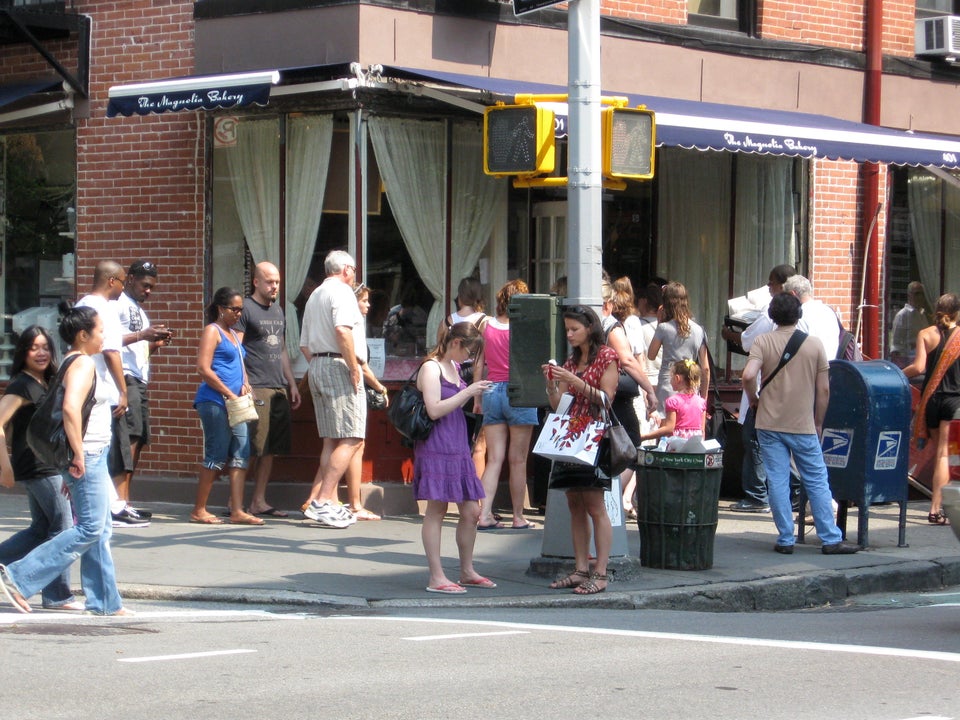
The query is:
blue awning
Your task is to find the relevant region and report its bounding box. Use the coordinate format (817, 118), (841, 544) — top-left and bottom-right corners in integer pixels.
(0, 79), (62, 110)
(106, 71), (280, 117)
(394, 67), (960, 169)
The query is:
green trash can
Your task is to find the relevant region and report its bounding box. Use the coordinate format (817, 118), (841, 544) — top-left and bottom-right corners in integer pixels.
(636, 449), (723, 570)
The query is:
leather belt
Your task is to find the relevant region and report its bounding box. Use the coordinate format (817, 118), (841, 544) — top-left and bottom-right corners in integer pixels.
(313, 352), (342, 358)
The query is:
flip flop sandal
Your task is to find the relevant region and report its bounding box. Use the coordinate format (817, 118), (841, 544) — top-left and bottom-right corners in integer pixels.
(459, 576), (497, 589)
(253, 507), (289, 517)
(0, 565), (31, 614)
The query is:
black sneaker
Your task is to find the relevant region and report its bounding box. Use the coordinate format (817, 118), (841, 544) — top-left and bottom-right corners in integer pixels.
(729, 499), (770, 513)
(111, 507), (150, 528)
(126, 505), (152, 519)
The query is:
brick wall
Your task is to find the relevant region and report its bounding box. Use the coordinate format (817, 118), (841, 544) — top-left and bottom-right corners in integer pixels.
(596, 0), (917, 57)
(601, 0), (686, 23)
(807, 159), (876, 325)
(76, 0), (205, 477)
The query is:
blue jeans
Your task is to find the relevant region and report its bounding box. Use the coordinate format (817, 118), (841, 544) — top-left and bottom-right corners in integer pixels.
(4, 447), (122, 614)
(757, 429), (842, 548)
(196, 401), (250, 470)
(739, 408), (768, 504)
(0, 474), (75, 606)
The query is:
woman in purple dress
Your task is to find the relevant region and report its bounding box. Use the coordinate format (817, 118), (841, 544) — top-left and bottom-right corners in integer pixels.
(414, 321), (494, 594)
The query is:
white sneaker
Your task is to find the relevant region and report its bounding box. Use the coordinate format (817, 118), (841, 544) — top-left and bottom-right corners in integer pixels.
(335, 503), (357, 525)
(305, 501), (352, 529)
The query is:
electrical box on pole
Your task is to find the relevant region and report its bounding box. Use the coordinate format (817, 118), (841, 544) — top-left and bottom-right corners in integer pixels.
(483, 104), (556, 177)
(602, 106), (656, 180)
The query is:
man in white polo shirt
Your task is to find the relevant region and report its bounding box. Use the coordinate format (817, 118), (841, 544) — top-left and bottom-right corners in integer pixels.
(298, 250), (363, 528)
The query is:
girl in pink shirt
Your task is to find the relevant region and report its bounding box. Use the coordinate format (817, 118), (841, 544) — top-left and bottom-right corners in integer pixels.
(639, 359), (706, 442)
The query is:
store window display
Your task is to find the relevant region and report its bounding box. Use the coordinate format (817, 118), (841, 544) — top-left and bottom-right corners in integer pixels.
(0, 131), (76, 375)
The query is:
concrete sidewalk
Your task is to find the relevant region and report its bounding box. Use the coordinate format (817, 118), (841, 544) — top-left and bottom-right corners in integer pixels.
(1, 493), (958, 612)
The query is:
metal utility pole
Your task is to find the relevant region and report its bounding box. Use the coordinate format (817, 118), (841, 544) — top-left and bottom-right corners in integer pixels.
(566, 0), (603, 309)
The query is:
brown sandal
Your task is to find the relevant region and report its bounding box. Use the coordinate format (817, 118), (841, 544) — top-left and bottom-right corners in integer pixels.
(573, 572), (608, 595)
(550, 569), (590, 590)
(928, 510), (948, 525)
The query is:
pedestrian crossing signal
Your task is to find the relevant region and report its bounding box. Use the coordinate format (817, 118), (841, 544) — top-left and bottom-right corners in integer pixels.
(602, 107), (656, 180)
(483, 104), (556, 176)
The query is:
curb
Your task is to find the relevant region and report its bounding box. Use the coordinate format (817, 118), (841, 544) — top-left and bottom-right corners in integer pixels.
(113, 556), (960, 613)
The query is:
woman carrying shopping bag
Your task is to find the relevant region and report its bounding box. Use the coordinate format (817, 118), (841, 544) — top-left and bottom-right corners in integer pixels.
(541, 305), (619, 595)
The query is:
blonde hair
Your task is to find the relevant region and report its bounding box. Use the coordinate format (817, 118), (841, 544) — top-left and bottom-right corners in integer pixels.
(672, 358), (701, 391)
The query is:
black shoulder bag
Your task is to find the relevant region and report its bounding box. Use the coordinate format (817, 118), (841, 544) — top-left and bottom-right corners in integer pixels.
(603, 320), (641, 399)
(26, 354), (96, 470)
(703, 343), (736, 445)
(387, 361), (436, 446)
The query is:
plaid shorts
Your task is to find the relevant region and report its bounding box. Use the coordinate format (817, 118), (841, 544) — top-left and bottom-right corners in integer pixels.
(308, 356), (366, 439)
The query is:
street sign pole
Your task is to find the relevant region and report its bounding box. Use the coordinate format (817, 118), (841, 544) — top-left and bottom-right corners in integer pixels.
(566, 0), (603, 311)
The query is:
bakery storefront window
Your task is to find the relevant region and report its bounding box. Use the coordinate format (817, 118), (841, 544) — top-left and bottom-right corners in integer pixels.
(211, 113), (501, 382)
(0, 130), (76, 377)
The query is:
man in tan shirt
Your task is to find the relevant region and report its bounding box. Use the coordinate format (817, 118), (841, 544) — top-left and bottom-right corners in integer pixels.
(742, 292), (859, 556)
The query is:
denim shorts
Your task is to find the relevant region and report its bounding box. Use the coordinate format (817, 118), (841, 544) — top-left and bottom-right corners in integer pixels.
(481, 381), (538, 426)
(196, 401), (250, 470)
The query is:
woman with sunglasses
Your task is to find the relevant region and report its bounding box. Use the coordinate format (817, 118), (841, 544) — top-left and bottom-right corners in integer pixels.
(541, 305), (619, 595)
(191, 287), (263, 526)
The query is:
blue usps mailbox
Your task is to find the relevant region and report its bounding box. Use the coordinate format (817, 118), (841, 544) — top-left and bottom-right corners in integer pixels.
(800, 360), (910, 548)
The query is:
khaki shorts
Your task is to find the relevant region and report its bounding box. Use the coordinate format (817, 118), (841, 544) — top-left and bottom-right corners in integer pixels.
(250, 387), (292, 456)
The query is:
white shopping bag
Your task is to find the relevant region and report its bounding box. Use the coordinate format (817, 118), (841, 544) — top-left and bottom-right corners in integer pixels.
(533, 393), (605, 466)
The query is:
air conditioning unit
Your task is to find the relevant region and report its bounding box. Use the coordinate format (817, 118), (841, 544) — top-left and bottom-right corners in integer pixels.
(916, 15), (960, 59)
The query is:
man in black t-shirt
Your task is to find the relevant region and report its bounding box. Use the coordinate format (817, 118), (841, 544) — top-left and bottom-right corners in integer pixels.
(235, 262), (301, 516)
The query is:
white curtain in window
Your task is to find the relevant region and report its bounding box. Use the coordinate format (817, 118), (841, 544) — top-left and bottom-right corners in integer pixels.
(733, 155), (796, 296)
(947, 183), (960, 290)
(371, 116), (507, 343)
(285, 115), (333, 358)
(451, 122), (507, 313)
(368, 117), (446, 339)
(908, 169), (945, 298)
(726, 155), (797, 369)
(226, 119), (280, 271)
(657, 148), (732, 359)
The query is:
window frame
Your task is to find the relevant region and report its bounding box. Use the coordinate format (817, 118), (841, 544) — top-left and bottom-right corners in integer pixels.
(688, 0), (758, 36)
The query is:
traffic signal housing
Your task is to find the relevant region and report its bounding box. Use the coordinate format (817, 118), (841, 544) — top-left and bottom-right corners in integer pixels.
(602, 106), (656, 180)
(483, 104), (556, 177)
